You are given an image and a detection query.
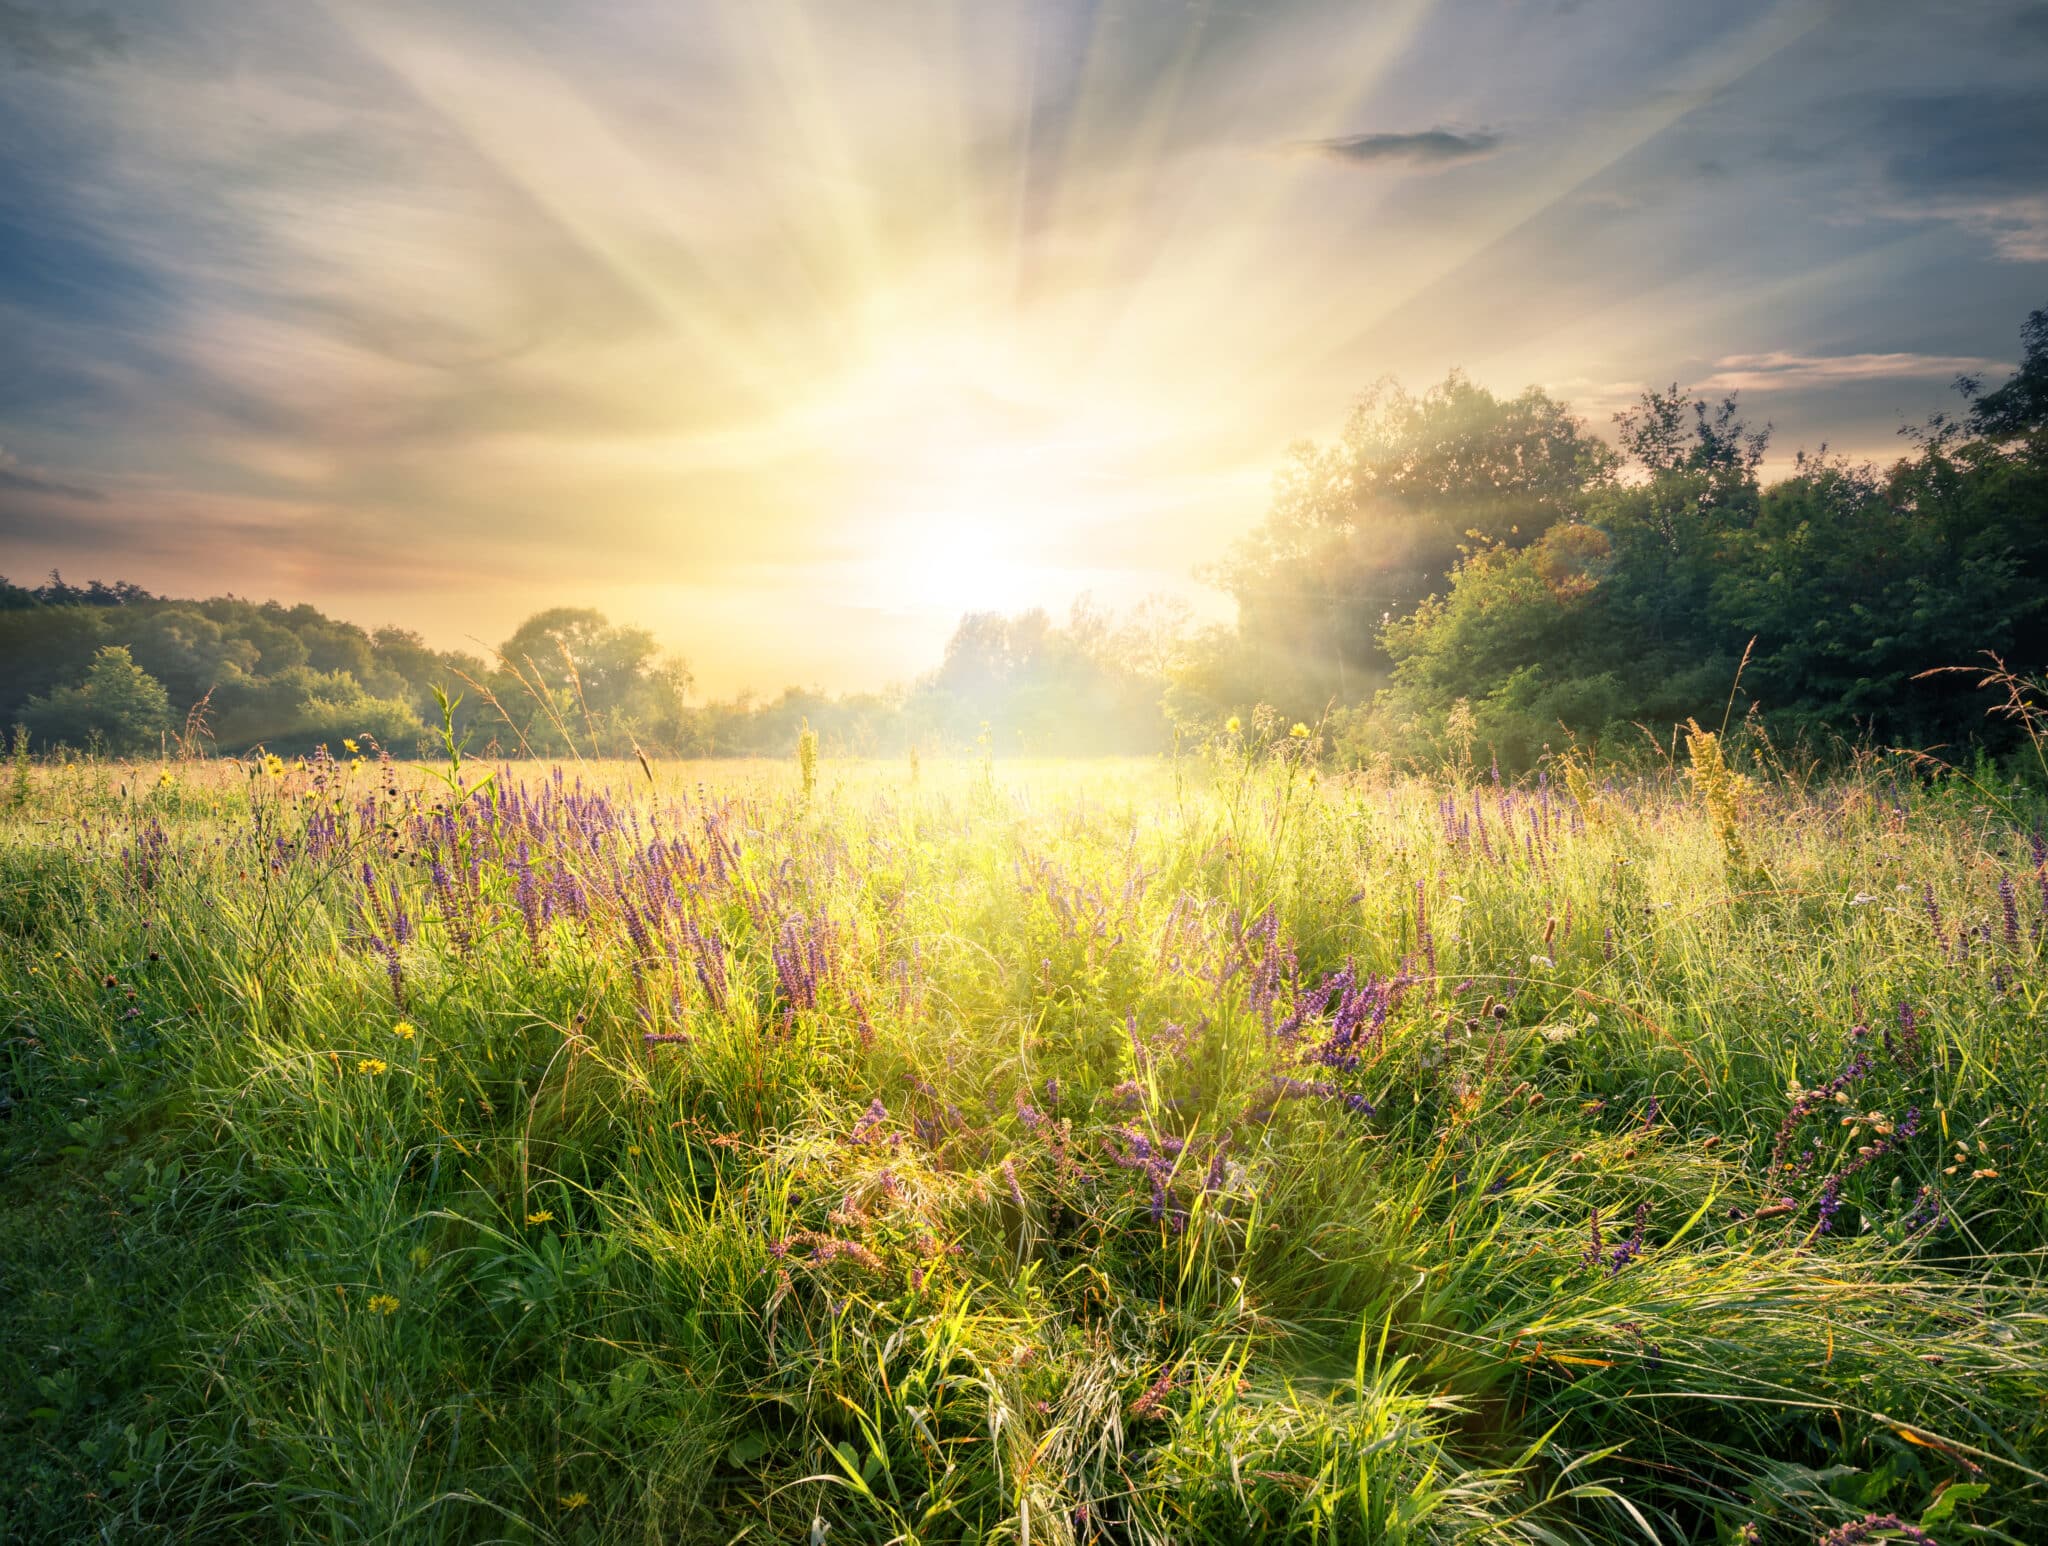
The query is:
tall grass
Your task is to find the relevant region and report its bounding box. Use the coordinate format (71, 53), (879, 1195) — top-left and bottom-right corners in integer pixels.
(2, 739), (2044, 1543)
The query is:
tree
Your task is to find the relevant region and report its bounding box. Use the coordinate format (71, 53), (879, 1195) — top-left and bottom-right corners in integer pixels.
(1210, 372), (1616, 717)
(21, 646), (172, 753)
(112, 607), (259, 712)
(497, 609), (660, 710)
(1962, 305), (2048, 443)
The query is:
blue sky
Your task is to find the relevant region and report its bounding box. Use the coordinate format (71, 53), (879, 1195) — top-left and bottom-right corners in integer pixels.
(1, 0), (2044, 690)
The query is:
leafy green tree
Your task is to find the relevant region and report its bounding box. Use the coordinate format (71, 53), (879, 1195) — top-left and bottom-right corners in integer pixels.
(1210, 372), (1616, 717)
(110, 607), (259, 712)
(21, 645), (172, 753)
(1961, 305), (2048, 443)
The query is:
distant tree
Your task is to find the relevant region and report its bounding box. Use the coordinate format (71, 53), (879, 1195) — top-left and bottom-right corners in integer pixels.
(488, 608), (689, 754)
(21, 645), (172, 753)
(111, 607), (260, 712)
(498, 609), (659, 708)
(0, 605), (107, 724)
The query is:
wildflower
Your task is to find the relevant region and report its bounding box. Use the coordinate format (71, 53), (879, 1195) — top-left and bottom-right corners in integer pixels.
(356, 1057), (387, 1075)
(343, 739), (359, 754)
(391, 1020), (416, 1040)
(1606, 1203), (1651, 1272)
(1129, 1369), (1176, 1419)
(1288, 722), (1310, 739)
(560, 1493), (590, 1510)
(1224, 715), (1241, 734)
(850, 1097), (888, 1142)
(262, 753), (285, 777)
(526, 1209), (555, 1224)
(1817, 1513), (1936, 1546)
(368, 1293), (399, 1315)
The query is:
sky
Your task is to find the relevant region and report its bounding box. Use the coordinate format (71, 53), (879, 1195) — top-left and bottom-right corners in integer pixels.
(2, 0), (2045, 695)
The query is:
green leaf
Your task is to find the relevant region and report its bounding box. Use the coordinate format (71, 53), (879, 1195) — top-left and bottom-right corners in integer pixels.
(1920, 1482), (1989, 1527)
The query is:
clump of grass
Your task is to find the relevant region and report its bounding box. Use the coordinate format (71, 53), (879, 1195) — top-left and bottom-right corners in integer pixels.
(1, 750), (2045, 1543)
(798, 718), (820, 804)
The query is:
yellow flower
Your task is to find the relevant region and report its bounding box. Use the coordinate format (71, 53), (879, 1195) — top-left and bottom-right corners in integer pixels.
(343, 739), (359, 754)
(262, 753), (285, 777)
(1224, 716), (1241, 734)
(357, 1057), (388, 1076)
(560, 1493), (589, 1510)
(626, 1145), (642, 1157)
(392, 1021), (416, 1040)
(1288, 722), (1310, 740)
(157, 770), (173, 787)
(409, 1244), (432, 1270)
(368, 1293), (400, 1315)
(526, 1209), (555, 1224)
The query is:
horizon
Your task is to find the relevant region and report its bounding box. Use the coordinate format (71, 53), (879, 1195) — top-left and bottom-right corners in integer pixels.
(4, 1), (2047, 695)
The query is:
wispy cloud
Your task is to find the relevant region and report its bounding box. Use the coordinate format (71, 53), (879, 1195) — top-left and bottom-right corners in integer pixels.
(1696, 352), (2009, 394)
(0, 1), (122, 69)
(1299, 127), (1503, 168)
(0, 448), (103, 502)
(0, 2), (2038, 687)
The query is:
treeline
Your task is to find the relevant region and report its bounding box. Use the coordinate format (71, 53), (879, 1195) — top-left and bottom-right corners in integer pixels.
(6, 305), (2044, 766)
(0, 580), (1173, 759)
(1180, 303), (2048, 768)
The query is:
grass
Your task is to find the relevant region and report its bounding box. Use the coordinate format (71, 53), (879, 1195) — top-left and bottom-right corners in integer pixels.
(1, 741), (2045, 1544)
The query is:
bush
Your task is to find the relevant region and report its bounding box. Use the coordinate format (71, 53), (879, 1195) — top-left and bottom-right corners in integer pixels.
(20, 645), (172, 754)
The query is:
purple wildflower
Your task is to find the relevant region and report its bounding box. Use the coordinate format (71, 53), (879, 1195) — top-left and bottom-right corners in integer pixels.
(850, 1097), (887, 1143)
(1818, 1513), (1938, 1546)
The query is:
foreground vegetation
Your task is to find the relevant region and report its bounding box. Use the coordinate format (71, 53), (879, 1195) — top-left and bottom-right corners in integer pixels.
(3, 737), (2046, 1544)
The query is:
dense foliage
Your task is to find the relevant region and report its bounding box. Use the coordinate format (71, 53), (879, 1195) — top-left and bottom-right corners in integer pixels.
(3, 744), (2045, 1543)
(1209, 309), (2048, 769)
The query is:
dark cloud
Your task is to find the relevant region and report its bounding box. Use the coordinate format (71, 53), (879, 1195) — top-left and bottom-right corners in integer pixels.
(0, 1), (122, 68)
(0, 461), (104, 502)
(1302, 128), (1503, 169)
(1879, 91), (2048, 199)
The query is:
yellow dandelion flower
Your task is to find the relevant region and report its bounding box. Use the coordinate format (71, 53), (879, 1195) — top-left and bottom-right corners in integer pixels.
(526, 1209), (555, 1224)
(157, 770), (174, 787)
(1224, 716), (1241, 734)
(560, 1493), (589, 1510)
(357, 1057), (388, 1076)
(392, 1021), (416, 1040)
(343, 739), (359, 754)
(626, 1145), (642, 1157)
(1288, 722), (1310, 740)
(368, 1293), (400, 1315)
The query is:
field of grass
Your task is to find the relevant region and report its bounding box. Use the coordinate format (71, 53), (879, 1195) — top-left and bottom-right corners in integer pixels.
(2, 741), (2046, 1544)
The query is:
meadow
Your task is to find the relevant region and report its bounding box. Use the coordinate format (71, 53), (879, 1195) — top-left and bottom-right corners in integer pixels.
(2, 736), (2045, 1545)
